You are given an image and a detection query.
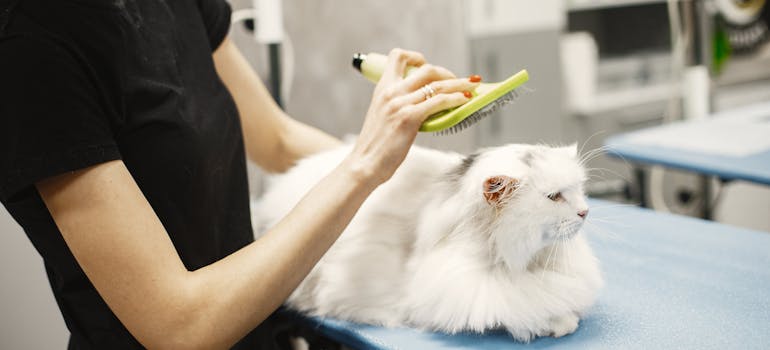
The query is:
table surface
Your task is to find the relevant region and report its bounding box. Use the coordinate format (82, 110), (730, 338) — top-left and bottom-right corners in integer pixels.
(291, 199), (770, 350)
(604, 101), (770, 185)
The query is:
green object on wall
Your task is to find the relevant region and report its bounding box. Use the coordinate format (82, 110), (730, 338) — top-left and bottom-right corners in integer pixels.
(713, 25), (732, 74)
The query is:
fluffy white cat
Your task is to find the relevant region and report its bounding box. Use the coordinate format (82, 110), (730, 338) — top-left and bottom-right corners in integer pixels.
(254, 143), (603, 341)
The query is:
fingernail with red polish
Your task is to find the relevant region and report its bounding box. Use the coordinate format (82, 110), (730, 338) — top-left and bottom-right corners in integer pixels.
(469, 75), (482, 83)
(463, 91), (473, 98)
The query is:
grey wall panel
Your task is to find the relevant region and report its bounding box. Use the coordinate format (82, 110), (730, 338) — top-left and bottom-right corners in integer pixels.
(469, 30), (566, 147)
(0, 209), (68, 348)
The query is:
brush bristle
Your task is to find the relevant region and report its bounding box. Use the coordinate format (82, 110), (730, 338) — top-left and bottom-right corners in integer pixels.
(435, 89), (521, 136)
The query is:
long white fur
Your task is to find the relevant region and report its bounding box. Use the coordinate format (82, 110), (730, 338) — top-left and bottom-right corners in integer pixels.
(255, 143), (603, 341)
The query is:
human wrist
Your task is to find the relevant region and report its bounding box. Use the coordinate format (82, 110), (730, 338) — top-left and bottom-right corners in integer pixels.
(337, 153), (382, 192)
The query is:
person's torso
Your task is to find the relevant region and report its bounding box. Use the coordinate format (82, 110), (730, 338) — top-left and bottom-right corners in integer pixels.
(2, 0), (262, 348)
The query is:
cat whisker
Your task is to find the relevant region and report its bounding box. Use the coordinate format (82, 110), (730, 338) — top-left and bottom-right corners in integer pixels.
(592, 146), (636, 176)
(560, 237), (569, 270)
(585, 167), (630, 183)
(579, 144), (609, 158)
(588, 213), (638, 224)
(582, 222), (624, 242)
(586, 217), (635, 229)
(584, 166), (615, 176)
(541, 238), (559, 280)
(589, 202), (641, 210)
(577, 131), (609, 159)
(579, 151), (608, 167)
(551, 232), (563, 273)
(561, 236), (572, 272)
(586, 217), (626, 225)
(585, 174), (611, 183)
(584, 171), (605, 179)
(578, 146), (611, 167)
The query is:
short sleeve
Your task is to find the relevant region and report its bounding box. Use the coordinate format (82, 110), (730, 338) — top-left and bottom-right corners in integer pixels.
(0, 36), (121, 202)
(196, 0), (232, 51)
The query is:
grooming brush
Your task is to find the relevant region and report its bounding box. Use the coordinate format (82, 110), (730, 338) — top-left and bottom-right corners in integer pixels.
(352, 52), (529, 135)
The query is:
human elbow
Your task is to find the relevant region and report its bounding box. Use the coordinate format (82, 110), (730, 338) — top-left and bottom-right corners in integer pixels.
(130, 291), (226, 349)
(136, 318), (224, 350)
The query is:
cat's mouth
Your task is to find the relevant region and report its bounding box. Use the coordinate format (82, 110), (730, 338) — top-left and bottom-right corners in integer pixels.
(556, 220), (583, 240)
(541, 220), (582, 243)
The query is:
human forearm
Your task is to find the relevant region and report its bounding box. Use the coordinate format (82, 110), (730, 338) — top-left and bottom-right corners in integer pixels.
(183, 155), (376, 348)
(243, 110), (341, 173)
(277, 117), (341, 166)
(37, 158), (375, 350)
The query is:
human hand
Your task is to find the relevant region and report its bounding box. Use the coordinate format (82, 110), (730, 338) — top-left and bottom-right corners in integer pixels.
(343, 48), (480, 186)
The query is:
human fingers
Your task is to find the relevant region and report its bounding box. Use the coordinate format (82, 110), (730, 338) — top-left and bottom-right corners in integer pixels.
(406, 91), (471, 124)
(394, 77), (480, 106)
(399, 64), (457, 93)
(381, 48), (426, 82)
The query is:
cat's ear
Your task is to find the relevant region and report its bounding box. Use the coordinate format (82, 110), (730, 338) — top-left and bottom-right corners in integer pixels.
(483, 175), (519, 206)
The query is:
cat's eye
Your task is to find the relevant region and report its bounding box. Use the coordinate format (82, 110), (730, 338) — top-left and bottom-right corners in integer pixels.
(547, 192), (563, 202)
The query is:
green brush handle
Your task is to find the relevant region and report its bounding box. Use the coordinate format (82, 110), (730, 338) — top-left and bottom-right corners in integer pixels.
(357, 52), (389, 83)
(356, 52), (424, 84)
(354, 52), (528, 132)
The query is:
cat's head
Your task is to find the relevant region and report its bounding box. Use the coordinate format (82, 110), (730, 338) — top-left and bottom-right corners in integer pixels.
(458, 143), (588, 270)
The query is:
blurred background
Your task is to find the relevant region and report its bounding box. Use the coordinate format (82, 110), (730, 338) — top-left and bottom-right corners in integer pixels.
(3, 0), (770, 347)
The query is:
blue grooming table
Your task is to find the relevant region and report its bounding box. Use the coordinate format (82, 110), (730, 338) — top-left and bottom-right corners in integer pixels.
(287, 199), (770, 349)
(604, 101), (770, 186)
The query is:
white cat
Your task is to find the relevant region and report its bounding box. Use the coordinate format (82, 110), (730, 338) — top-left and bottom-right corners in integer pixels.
(255, 143), (603, 341)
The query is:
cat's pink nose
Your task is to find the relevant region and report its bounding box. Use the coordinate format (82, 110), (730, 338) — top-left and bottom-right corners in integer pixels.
(577, 209), (589, 219)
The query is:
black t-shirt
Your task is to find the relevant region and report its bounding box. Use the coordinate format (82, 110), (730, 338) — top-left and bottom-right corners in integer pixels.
(0, 0), (286, 348)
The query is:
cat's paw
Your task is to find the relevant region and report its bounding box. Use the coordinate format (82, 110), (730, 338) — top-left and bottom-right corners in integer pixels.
(506, 328), (537, 343)
(547, 313), (579, 338)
